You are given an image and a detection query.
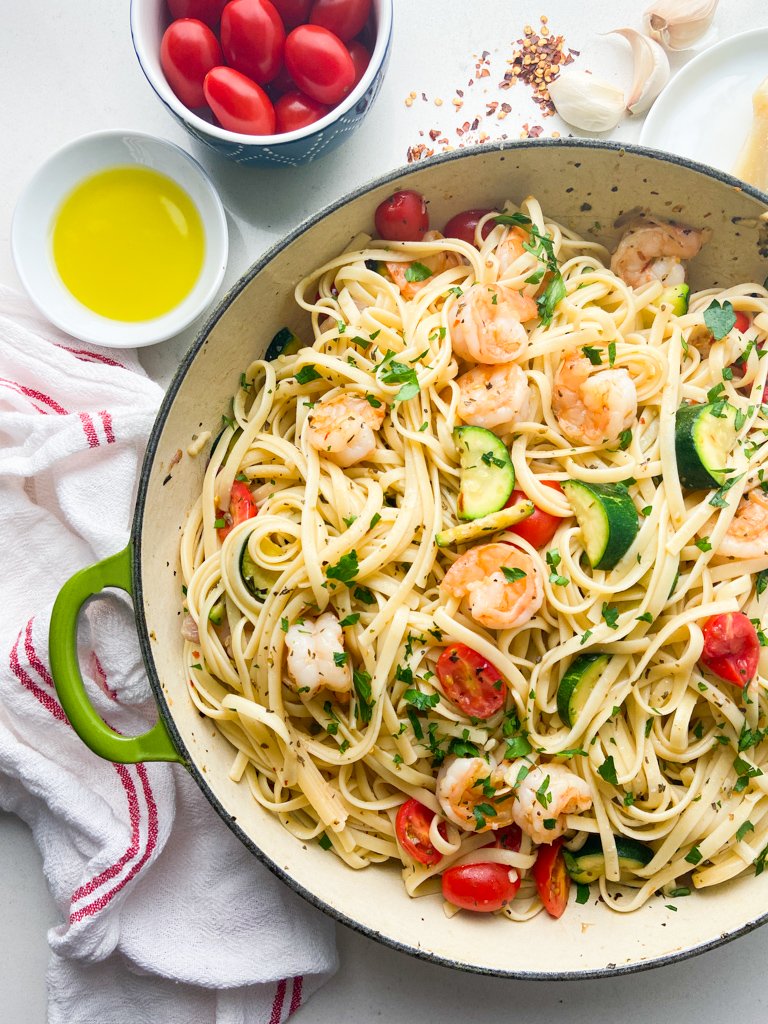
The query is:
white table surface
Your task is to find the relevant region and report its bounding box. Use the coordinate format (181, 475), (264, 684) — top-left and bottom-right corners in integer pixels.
(3, 1), (768, 1020)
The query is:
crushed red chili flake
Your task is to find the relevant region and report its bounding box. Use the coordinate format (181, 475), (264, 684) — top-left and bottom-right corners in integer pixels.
(403, 15), (578, 162)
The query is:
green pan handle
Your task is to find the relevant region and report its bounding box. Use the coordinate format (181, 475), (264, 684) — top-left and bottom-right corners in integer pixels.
(49, 545), (184, 764)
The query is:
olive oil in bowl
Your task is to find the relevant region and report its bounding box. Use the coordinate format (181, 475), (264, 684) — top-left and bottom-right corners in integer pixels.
(51, 166), (205, 322)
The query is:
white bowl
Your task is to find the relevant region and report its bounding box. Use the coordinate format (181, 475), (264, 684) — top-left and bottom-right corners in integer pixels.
(11, 130), (228, 348)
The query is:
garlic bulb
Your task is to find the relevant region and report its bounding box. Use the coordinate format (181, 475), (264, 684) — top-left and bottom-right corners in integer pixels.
(609, 28), (670, 115)
(548, 70), (625, 132)
(644, 0), (718, 51)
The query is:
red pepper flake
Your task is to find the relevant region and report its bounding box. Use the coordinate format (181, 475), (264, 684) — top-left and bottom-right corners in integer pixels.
(429, 128), (441, 141)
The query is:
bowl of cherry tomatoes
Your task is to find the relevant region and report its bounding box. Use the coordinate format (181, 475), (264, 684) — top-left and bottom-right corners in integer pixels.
(130, 0), (392, 166)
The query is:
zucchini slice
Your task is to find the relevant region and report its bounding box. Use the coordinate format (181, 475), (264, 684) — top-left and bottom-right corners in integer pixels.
(563, 835), (653, 884)
(675, 401), (738, 490)
(660, 283), (690, 316)
(265, 327), (301, 361)
(240, 541), (280, 602)
(454, 426), (515, 521)
(435, 500), (533, 548)
(556, 653), (611, 727)
(208, 595), (226, 624)
(561, 480), (639, 570)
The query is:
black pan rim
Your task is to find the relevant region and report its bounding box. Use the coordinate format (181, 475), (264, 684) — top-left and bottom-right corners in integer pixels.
(131, 137), (768, 980)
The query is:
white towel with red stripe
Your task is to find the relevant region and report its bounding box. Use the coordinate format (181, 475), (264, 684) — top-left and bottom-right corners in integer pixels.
(0, 287), (337, 1023)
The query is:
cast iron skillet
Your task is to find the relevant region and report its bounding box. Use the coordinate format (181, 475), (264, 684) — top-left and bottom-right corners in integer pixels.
(50, 140), (768, 978)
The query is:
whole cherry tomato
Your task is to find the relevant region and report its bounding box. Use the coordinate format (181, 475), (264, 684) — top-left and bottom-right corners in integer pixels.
(216, 480), (259, 540)
(374, 190), (429, 242)
(443, 209), (494, 247)
(347, 39), (370, 89)
(506, 481), (566, 548)
(395, 799), (446, 866)
(220, 0), (285, 84)
(700, 611), (760, 687)
(274, 90), (330, 131)
(435, 643), (505, 720)
(441, 862), (521, 913)
(167, 0), (227, 26)
(161, 18), (223, 109)
(204, 67), (277, 134)
(266, 61), (297, 99)
(532, 838), (571, 919)
(270, 0), (312, 27)
(284, 24), (356, 105)
(309, 0), (371, 42)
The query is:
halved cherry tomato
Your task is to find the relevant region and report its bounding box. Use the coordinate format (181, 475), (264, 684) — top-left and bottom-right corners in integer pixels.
(161, 19), (223, 108)
(309, 0), (371, 42)
(443, 209), (494, 247)
(435, 643), (505, 720)
(506, 481), (565, 548)
(284, 24), (356, 104)
(700, 611), (760, 687)
(532, 838), (571, 919)
(217, 480), (259, 540)
(491, 824), (522, 852)
(395, 799), (446, 866)
(374, 190), (429, 242)
(275, 90), (330, 131)
(442, 862), (521, 913)
(347, 39), (370, 89)
(168, 0), (228, 27)
(220, 0), (286, 84)
(270, 0), (313, 27)
(204, 67), (277, 134)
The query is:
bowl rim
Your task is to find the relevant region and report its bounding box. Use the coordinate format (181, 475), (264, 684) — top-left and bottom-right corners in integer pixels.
(129, 0), (394, 148)
(133, 138), (768, 978)
(10, 128), (229, 348)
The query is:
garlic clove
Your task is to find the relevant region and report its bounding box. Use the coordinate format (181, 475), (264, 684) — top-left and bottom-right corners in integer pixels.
(644, 0), (719, 51)
(548, 69), (625, 133)
(608, 28), (670, 115)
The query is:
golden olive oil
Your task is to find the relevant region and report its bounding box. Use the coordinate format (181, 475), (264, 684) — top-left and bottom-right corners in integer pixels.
(52, 166), (205, 322)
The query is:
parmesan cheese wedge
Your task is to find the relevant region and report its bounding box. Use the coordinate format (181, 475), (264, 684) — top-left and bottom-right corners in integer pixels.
(733, 75), (768, 190)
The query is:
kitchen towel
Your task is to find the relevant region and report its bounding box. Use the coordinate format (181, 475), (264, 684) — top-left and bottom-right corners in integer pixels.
(0, 286), (337, 1024)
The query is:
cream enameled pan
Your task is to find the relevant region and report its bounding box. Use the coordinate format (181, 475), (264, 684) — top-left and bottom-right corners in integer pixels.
(50, 141), (768, 978)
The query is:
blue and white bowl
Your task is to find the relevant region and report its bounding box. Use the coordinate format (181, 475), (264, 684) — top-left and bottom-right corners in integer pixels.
(130, 0), (393, 167)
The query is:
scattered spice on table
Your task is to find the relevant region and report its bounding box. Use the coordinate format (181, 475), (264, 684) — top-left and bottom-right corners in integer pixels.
(401, 14), (580, 162)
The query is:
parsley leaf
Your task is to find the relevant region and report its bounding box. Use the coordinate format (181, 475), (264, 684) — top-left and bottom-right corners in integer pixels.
(377, 351), (420, 403)
(404, 261), (433, 283)
(404, 689), (440, 711)
(736, 820), (755, 842)
(502, 566), (527, 583)
(703, 299), (737, 341)
(339, 613), (360, 627)
(473, 802), (498, 830)
(597, 755), (618, 785)
(602, 603), (620, 630)
(326, 550), (359, 584)
(333, 651), (348, 667)
(576, 883), (590, 905)
(353, 668), (374, 724)
(505, 735), (533, 758)
(353, 585), (376, 605)
(295, 365), (322, 385)
(494, 212), (532, 227)
(617, 428), (632, 451)
(582, 345), (603, 366)
(685, 845), (702, 865)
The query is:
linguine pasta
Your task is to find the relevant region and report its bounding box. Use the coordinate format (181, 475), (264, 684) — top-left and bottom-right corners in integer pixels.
(180, 195), (768, 920)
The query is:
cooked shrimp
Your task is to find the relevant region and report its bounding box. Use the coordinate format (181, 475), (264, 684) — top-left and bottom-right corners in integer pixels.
(450, 283), (538, 364)
(307, 391), (386, 467)
(552, 351), (637, 447)
(610, 215), (708, 289)
(505, 761), (592, 844)
(436, 756), (516, 831)
(717, 488), (768, 559)
(440, 543), (543, 630)
(285, 612), (352, 699)
(386, 231), (462, 299)
(496, 227), (529, 276)
(456, 363), (530, 431)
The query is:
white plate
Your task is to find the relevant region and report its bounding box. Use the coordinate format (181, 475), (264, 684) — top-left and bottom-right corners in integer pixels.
(12, 131), (228, 348)
(640, 27), (768, 178)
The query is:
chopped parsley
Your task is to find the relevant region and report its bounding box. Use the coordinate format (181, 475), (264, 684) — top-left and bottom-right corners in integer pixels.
(369, 513), (382, 529)
(353, 585), (376, 605)
(333, 651), (348, 667)
(736, 820), (755, 842)
(695, 537), (712, 552)
(601, 603), (620, 630)
(376, 350), (420, 403)
(295, 365), (322, 385)
(502, 566), (527, 583)
(481, 450), (507, 469)
(576, 883), (590, 905)
(505, 734), (533, 758)
(404, 261), (433, 283)
(342, 514), (357, 527)
(494, 212), (532, 227)
(365, 393), (382, 408)
(685, 845), (702, 865)
(608, 340), (616, 367)
(213, 517), (226, 529)
(280, 617), (289, 633)
(326, 550), (359, 583)
(582, 345), (603, 366)
(617, 428), (632, 451)
(703, 299), (737, 341)
(339, 613), (360, 628)
(353, 668), (374, 724)
(318, 833), (332, 850)
(535, 774), (552, 809)
(636, 612), (654, 623)
(597, 755), (618, 785)
(404, 689), (440, 711)
(473, 803), (498, 830)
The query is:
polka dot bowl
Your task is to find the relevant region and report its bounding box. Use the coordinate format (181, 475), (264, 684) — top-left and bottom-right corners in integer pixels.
(130, 0), (393, 167)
